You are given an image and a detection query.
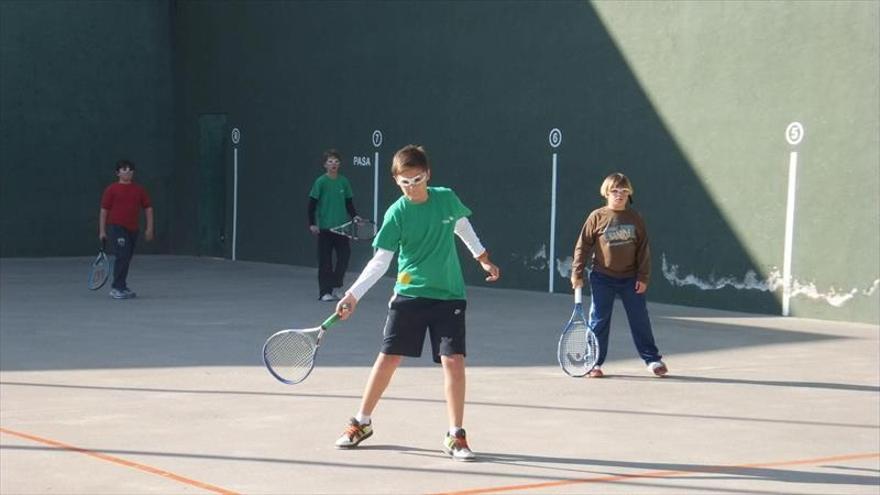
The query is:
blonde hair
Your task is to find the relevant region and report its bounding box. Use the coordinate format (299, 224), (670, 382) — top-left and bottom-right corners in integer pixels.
(391, 145), (430, 176)
(599, 172), (634, 198)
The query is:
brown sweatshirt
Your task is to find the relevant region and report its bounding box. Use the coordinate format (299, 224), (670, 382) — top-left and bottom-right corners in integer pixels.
(571, 206), (651, 284)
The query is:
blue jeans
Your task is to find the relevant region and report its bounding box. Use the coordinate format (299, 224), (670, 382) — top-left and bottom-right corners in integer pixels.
(108, 224), (138, 290)
(588, 271), (662, 366)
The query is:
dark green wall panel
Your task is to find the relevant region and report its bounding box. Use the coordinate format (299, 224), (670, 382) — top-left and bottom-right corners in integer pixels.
(0, 0), (174, 256)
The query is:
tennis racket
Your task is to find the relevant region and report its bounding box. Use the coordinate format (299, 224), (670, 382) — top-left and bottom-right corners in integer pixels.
(557, 287), (600, 377)
(262, 310), (345, 385)
(329, 218), (377, 240)
(87, 240), (111, 290)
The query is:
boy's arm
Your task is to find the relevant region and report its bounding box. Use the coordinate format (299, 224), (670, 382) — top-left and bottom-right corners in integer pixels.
(635, 215), (651, 289)
(453, 217), (485, 257)
(454, 217), (500, 282)
(335, 248), (394, 319)
(344, 179), (358, 220)
(571, 215), (596, 288)
(475, 251), (500, 282)
(99, 208), (108, 240)
(144, 207), (155, 241)
(307, 198), (319, 234)
(345, 198), (359, 220)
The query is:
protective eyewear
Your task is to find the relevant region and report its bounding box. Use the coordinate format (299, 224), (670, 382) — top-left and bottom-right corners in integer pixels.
(396, 173), (427, 187)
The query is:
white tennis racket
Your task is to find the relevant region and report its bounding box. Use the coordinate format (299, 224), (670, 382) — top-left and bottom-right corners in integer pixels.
(557, 287), (600, 377)
(262, 311), (344, 385)
(87, 240), (111, 290)
(329, 218), (377, 240)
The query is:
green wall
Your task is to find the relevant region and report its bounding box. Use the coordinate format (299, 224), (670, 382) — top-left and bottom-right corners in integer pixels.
(590, 1), (879, 323)
(171, 1), (878, 323)
(2, 0), (877, 323)
(0, 0), (174, 256)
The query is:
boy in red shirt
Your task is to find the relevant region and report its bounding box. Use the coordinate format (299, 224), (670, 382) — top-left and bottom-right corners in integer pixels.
(99, 160), (154, 299)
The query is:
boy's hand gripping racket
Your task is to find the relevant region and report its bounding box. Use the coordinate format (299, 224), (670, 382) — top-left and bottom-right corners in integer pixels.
(262, 310), (346, 385)
(87, 239), (111, 290)
(329, 218), (377, 241)
(557, 287), (600, 377)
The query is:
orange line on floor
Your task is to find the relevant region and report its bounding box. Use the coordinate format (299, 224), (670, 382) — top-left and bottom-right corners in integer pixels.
(0, 427), (240, 495)
(429, 452), (880, 495)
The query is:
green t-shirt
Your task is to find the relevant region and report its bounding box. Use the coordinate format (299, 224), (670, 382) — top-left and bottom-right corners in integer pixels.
(374, 187), (472, 300)
(309, 174), (353, 229)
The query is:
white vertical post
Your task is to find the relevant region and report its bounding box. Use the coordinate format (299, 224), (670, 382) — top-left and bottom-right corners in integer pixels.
(372, 130), (383, 225)
(373, 150), (379, 224)
(233, 148), (238, 261)
(782, 122), (804, 316)
(548, 128), (562, 293)
(782, 151), (798, 316)
(231, 128), (241, 261)
(549, 152), (558, 293)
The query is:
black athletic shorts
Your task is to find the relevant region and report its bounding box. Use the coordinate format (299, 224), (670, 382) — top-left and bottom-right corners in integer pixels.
(381, 295), (467, 363)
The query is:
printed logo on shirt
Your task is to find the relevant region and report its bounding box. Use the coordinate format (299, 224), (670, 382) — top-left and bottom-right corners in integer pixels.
(603, 224), (636, 246)
(441, 215), (455, 224)
(117, 238), (126, 247)
(398, 272), (412, 285)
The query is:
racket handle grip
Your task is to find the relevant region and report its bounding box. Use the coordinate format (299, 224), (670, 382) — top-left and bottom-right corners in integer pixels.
(321, 313), (341, 328)
(574, 287), (583, 304)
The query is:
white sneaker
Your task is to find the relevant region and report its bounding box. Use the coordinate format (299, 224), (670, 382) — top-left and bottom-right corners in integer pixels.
(443, 430), (476, 461)
(332, 288), (345, 299)
(109, 289), (128, 300)
(648, 361), (668, 377)
(319, 293), (338, 302)
(335, 418), (373, 449)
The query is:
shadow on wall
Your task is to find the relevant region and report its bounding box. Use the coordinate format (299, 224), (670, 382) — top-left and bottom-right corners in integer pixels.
(171, 2), (785, 315)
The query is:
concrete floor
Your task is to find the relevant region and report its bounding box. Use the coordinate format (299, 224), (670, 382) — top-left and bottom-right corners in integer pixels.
(1, 255), (878, 494)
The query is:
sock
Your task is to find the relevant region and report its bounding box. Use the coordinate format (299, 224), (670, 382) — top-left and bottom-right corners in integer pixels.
(448, 426), (464, 437)
(355, 413), (371, 425)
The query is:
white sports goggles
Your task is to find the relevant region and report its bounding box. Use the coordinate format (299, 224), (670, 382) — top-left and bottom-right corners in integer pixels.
(395, 173), (427, 187)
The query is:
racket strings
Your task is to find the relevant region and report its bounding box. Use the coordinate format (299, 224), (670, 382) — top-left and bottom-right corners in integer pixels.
(264, 332), (317, 383)
(88, 257), (110, 290)
(355, 221), (377, 239)
(558, 321), (599, 376)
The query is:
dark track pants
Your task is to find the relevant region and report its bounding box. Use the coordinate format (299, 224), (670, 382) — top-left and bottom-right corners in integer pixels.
(108, 224), (138, 291)
(317, 230), (351, 297)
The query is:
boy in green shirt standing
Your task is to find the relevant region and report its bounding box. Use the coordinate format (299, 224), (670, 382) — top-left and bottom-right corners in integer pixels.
(333, 145), (500, 461)
(308, 149), (360, 301)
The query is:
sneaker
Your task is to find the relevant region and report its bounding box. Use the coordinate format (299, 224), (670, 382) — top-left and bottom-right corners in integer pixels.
(319, 293), (338, 302)
(588, 366), (604, 378)
(443, 429), (476, 461)
(334, 418), (373, 449)
(648, 361), (668, 377)
(109, 289), (128, 299)
(332, 288), (345, 299)
(122, 289), (137, 298)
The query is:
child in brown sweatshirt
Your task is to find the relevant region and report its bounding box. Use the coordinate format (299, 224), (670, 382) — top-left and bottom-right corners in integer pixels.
(570, 172), (667, 378)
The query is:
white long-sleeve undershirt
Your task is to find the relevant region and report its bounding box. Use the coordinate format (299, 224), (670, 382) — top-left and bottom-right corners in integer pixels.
(453, 216), (486, 259)
(346, 217), (486, 300)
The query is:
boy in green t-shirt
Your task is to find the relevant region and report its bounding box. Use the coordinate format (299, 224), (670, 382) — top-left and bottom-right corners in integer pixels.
(307, 149), (360, 301)
(333, 145), (499, 461)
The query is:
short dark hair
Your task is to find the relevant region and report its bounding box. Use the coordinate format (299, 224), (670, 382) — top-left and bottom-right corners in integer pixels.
(391, 145), (430, 176)
(115, 159), (135, 171)
(322, 149), (342, 164)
